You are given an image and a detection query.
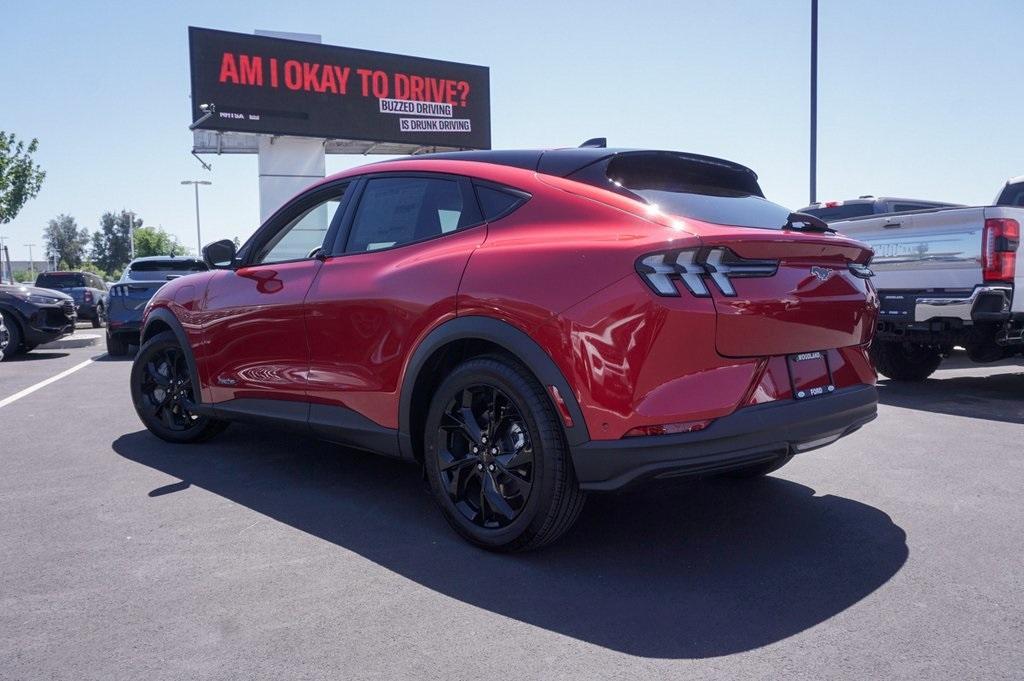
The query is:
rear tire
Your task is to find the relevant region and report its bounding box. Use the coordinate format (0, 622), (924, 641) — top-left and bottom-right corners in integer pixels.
(725, 454), (794, 479)
(91, 306), (103, 328)
(423, 355), (585, 552)
(130, 330), (227, 443)
(0, 311), (22, 361)
(106, 330), (129, 357)
(870, 340), (942, 381)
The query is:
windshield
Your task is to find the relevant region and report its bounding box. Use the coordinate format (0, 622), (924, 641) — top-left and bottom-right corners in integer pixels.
(35, 273), (85, 289)
(800, 203), (875, 222)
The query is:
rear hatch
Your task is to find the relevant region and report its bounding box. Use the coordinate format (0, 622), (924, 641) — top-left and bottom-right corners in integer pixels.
(693, 225), (876, 356)
(109, 281), (167, 314)
(577, 150), (877, 357)
(34, 273), (86, 303)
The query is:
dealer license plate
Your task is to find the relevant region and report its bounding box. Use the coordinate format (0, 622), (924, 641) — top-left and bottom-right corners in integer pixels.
(787, 351), (835, 400)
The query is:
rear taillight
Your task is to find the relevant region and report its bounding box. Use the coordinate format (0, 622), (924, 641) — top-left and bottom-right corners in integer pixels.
(636, 248), (778, 297)
(109, 285), (125, 297)
(982, 218), (1019, 282)
(83, 290), (93, 302)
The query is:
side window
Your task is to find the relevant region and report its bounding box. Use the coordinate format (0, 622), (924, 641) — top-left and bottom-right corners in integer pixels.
(475, 184), (528, 222)
(256, 187), (347, 264)
(345, 177), (471, 253)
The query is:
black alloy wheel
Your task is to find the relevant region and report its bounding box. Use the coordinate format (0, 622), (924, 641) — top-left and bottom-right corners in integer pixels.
(139, 345), (199, 432)
(130, 331), (227, 443)
(424, 355), (585, 551)
(436, 384), (534, 529)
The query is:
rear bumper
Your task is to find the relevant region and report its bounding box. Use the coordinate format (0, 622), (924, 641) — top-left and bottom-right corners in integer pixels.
(879, 286), (1014, 324)
(570, 384), (877, 491)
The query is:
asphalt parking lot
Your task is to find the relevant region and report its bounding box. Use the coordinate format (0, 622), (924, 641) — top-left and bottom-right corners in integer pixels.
(1, 326), (1022, 680)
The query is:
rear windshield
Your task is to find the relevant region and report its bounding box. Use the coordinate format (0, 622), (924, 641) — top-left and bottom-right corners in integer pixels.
(36, 273), (85, 289)
(127, 260), (207, 281)
(602, 152), (793, 230)
(801, 203), (876, 222)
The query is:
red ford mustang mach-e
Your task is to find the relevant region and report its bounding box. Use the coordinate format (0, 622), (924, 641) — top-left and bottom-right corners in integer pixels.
(131, 147), (879, 551)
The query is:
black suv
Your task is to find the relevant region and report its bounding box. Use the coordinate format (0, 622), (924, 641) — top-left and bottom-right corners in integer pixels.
(0, 283), (77, 360)
(35, 271), (108, 327)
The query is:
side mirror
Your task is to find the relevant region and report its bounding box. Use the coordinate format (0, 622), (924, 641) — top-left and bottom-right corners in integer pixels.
(202, 239), (237, 269)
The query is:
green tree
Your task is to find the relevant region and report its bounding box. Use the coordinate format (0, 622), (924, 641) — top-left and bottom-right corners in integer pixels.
(44, 214), (89, 268)
(0, 132), (46, 224)
(134, 226), (189, 257)
(91, 210), (138, 274)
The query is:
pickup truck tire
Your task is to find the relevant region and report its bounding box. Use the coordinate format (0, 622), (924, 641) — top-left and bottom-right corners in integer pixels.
(870, 340), (943, 381)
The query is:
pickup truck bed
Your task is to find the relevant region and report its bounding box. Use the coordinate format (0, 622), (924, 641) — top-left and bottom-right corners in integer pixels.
(833, 204), (1023, 379)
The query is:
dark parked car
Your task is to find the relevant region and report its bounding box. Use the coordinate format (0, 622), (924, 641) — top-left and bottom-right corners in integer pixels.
(131, 146), (879, 550)
(797, 196), (963, 223)
(34, 271), (108, 327)
(106, 256), (208, 356)
(0, 284), (76, 360)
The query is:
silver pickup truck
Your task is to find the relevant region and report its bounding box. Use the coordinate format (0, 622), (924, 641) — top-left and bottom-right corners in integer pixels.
(830, 177), (1023, 380)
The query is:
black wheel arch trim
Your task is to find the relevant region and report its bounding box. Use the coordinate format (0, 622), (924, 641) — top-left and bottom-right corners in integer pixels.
(140, 307), (203, 404)
(398, 315), (591, 460)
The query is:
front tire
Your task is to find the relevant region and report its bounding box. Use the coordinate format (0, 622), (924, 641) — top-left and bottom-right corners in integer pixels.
(870, 340), (942, 381)
(130, 330), (227, 443)
(0, 311), (22, 361)
(423, 355), (585, 552)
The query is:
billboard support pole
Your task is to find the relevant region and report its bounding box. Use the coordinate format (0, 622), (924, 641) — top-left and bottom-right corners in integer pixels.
(253, 30), (326, 223)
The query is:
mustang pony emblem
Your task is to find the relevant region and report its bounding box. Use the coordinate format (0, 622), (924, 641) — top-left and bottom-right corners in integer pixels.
(811, 266), (833, 281)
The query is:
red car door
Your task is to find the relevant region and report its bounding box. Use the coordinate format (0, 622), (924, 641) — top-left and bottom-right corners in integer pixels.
(303, 174), (485, 441)
(198, 181), (351, 405)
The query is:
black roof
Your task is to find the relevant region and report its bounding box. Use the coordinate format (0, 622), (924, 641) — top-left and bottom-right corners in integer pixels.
(416, 147), (759, 181)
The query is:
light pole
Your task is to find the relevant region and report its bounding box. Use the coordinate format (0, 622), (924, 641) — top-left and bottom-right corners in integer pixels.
(809, 0), (818, 204)
(127, 210), (136, 260)
(181, 180), (212, 254)
(0, 235), (7, 282)
(24, 244), (36, 279)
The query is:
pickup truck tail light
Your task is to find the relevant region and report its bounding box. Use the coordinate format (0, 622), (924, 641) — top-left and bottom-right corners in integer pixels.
(83, 290), (93, 302)
(982, 218), (1019, 283)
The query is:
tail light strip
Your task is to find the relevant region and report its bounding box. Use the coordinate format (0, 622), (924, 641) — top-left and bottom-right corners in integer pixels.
(636, 248), (778, 297)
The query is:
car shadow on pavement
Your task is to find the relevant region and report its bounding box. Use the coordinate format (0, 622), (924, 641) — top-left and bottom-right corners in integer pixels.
(877, 369), (1024, 425)
(112, 427), (908, 659)
(5, 351), (70, 361)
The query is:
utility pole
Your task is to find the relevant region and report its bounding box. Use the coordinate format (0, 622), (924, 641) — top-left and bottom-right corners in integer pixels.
(810, 0), (818, 204)
(24, 244), (36, 279)
(0, 236), (7, 282)
(127, 211), (136, 260)
(181, 180), (212, 254)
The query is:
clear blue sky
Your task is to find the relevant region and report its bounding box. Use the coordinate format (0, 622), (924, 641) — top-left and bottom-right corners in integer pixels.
(2, 0), (1021, 261)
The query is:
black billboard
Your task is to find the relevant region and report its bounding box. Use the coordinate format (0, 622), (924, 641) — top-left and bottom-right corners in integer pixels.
(188, 27), (491, 149)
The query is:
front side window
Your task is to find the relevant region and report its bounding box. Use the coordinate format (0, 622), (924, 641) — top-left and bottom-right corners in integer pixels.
(346, 177), (469, 253)
(257, 187), (347, 264)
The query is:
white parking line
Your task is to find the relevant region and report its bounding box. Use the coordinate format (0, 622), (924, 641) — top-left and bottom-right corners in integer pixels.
(0, 359), (98, 409)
